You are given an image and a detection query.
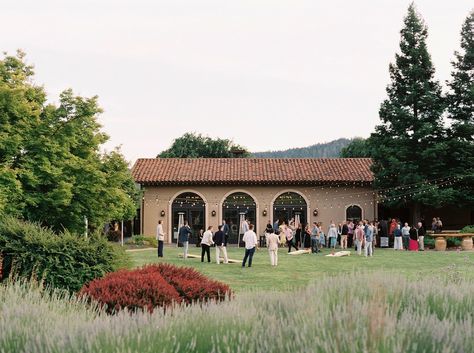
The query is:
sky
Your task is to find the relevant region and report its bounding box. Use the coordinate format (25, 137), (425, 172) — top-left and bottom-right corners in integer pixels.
(2, 0), (473, 163)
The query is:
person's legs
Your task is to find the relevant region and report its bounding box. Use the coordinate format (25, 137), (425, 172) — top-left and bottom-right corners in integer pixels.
(222, 246), (229, 263)
(357, 239), (362, 255)
(206, 245), (211, 262)
(364, 241), (368, 257)
(419, 236), (424, 251)
(242, 248), (250, 267)
(201, 244), (206, 262)
(216, 245), (221, 264)
(183, 241), (189, 259)
(158, 240), (163, 257)
(403, 236), (409, 251)
(248, 247), (255, 267)
(274, 249), (278, 266)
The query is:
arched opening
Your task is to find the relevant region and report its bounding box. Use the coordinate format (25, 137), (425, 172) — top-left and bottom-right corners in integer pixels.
(346, 205), (362, 222)
(273, 192), (307, 227)
(222, 192), (257, 244)
(172, 192), (206, 245)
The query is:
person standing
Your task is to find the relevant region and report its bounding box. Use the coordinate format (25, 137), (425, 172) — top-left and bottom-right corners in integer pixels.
(265, 228), (279, 266)
(200, 226), (214, 262)
(285, 225), (298, 253)
(340, 221), (349, 249)
(365, 222), (374, 257)
(295, 224), (302, 248)
(222, 220), (230, 246)
(355, 221), (365, 255)
(401, 222), (410, 251)
(327, 222), (338, 249)
(347, 220), (354, 248)
(213, 225), (228, 264)
(156, 220), (165, 257)
(178, 221), (192, 259)
(393, 224), (402, 250)
(417, 222), (426, 251)
(311, 222), (320, 253)
(242, 224), (258, 267)
(409, 225), (419, 251)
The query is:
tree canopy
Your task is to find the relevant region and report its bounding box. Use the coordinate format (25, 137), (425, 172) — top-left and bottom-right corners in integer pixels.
(369, 4), (452, 209)
(0, 51), (137, 233)
(339, 138), (372, 158)
(158, 132), (249, 158)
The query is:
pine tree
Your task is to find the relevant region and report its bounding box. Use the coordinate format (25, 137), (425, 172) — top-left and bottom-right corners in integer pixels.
(369, 3), (450, 211)
(446, 10), (474, 206)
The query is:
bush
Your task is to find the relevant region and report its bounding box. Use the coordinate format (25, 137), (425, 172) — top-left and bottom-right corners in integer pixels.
(126, 235), (157, 248)
(79, 269), (181, 313)
(460, 225), (474, 234)
(79, 264), (232, 313)
(150, 263), (231, 304)
(0, 217), (129, 292)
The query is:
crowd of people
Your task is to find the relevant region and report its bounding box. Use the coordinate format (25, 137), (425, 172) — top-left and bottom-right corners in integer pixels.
(159, 216), (443, 267)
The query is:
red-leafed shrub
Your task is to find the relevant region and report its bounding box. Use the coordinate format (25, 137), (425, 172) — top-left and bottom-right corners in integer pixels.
(148, 264), (232, 304)
(79, 264), (232, 314)
(79, 269), (181, 314)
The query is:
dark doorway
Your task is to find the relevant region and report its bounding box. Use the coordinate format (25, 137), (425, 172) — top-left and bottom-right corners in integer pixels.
(273, 192), (307, 226)
(222, 192), (257, 244)
(172, 192), (206, 245)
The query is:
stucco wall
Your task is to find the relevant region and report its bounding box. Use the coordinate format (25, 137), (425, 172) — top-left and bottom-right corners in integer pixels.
(141, 185), (377, 242)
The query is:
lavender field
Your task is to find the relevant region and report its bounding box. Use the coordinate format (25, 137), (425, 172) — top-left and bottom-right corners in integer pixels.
(1, 271), (473, 353)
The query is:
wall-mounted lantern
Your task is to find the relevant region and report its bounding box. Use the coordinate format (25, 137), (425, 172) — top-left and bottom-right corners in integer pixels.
(262, 209), (267, 217)
(313, 209), (319, 217)
(211, 210), (216, 217)
(160, 210), (165, 217)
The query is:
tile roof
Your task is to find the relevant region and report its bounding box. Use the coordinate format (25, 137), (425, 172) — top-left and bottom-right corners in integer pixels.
(132, 158), (374, 186)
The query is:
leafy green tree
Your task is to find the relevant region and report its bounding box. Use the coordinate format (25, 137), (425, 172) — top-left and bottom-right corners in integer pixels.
(446, 10), (474, 206)
(0, 52), (137, 232)
(369, 4), (451, 210)
(158, 132), (249, 158)
(339, 138), (372, 158)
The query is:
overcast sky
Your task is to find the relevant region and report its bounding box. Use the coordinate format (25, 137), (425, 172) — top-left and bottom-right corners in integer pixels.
(2, 0), (473, 163)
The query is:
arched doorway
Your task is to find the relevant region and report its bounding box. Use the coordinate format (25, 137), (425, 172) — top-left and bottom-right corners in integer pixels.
(172, 192), (206, 245)
(346, 205), (362, 222)
(273, 192), (307, 227)
(222, 192), (257, 244)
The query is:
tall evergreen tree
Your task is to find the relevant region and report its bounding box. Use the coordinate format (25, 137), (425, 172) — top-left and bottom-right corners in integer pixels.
(369, 3), (450, 211)
(446, 10), (474, 206)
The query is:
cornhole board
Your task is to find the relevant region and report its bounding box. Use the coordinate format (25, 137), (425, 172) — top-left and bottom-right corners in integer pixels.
(288, 249), (311, 255)
(325, 251), (351, 257)
(178, 253), (240, 263)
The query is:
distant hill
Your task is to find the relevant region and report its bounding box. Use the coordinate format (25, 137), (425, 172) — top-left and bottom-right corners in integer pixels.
(252, 138), (351, 158)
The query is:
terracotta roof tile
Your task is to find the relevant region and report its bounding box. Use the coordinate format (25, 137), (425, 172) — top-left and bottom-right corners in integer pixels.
(132, 158), (374, 186)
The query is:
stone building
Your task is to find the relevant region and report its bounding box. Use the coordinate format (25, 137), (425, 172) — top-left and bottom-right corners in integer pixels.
(132, 158), (377, 244)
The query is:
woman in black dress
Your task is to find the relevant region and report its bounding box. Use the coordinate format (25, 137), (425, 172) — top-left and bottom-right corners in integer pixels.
(295, 224), (302, 248)
(303, 224), (311, 249)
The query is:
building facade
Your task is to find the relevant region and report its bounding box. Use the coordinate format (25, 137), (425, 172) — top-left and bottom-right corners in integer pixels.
(132, 158), (377, 243)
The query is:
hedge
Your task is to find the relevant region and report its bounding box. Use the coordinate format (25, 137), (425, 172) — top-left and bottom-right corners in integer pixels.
(0, 217), (130, 292)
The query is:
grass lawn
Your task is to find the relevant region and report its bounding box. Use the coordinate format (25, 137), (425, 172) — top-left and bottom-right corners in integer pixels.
(129, 246), (474, 292)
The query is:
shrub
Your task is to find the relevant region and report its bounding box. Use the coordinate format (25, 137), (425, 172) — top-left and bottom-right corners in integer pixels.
(460, 225), (474, 234)
(126, 235), (157, 248)
(79, 264), (232, 313)
(0, 217), (129, 292)
(79, 269), (181, 313)
(143, 264), (232, 304)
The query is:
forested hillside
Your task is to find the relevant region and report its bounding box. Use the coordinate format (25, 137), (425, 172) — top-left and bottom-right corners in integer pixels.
(252, 138), (352, 158)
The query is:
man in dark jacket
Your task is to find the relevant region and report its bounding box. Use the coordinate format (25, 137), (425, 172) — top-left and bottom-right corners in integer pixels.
(178, 221), (192, 259)
(213, 225), (228, 264)
(222, 220), (229, 246)
(417, 222), (426, 251)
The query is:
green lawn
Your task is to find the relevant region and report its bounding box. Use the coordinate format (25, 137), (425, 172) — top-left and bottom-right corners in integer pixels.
(129, 246), (474, 292)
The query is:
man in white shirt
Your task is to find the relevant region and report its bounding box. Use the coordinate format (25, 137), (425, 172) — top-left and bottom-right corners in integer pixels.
(156, 220), (165, 257)
(242, 224), (258, 267)
(200, 226), (214, 263)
